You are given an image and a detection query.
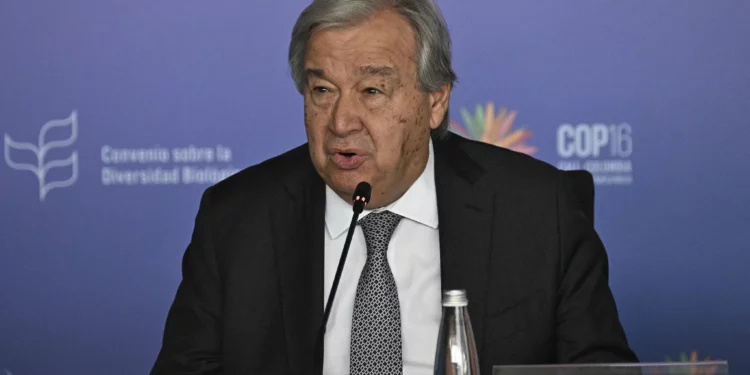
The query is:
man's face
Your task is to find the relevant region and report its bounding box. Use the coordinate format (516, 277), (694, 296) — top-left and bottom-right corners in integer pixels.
(303, 9), (450, 208)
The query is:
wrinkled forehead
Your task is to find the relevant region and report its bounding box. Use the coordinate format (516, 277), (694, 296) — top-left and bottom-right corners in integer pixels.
(304, 64), (399, 83)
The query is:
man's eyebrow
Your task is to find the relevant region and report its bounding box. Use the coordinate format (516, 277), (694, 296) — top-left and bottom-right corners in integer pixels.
(360, 65), (395, 77)
(305, 68), (325, 78)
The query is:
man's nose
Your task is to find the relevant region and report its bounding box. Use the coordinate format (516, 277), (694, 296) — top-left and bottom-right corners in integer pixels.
(330, 92), (364, 136)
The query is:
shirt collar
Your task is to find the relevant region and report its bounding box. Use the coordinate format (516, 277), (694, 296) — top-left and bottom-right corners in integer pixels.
(325, 139), (439, 239)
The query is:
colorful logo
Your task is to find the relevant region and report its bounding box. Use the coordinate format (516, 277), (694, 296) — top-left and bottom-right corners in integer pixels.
(664, 350), (716, 363)
(645, 351), (724, 375)
(449, 101), (536, 155)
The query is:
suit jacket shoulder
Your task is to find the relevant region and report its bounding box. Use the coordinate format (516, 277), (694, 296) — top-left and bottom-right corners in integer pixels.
(200, 143), (315, 216)
(438, 133), (561, 195)
(187, 142), (319, 258)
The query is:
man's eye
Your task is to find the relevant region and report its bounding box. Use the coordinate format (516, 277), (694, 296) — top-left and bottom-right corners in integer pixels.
(313, 87), (330, 93)
(364, 88), (380, 95)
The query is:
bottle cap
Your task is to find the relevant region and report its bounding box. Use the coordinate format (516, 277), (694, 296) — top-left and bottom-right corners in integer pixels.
(442, 289), (468, 307)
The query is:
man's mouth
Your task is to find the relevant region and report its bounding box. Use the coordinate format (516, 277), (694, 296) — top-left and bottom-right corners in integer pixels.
(330, 151), (366, 170)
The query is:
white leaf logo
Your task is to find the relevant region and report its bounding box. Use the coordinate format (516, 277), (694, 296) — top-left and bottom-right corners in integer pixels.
(4, 110), (79, 201)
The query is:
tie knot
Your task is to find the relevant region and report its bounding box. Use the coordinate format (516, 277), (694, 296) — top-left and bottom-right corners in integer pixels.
(358, 210), (403, 255)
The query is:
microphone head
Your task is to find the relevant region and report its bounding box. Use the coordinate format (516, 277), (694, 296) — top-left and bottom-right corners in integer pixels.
(352, 182), (371, 213)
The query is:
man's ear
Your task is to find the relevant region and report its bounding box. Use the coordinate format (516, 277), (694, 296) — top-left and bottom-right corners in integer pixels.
(428, 83), (451, 130)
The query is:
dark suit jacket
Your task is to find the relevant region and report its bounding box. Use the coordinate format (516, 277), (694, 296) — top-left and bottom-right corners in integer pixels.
(151, 133), (638, 375)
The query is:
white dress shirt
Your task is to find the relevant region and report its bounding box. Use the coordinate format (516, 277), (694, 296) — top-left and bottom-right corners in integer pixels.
(323, 139), (442, 375)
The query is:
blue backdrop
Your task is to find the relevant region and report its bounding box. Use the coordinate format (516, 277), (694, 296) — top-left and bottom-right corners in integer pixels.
(1, 1), (749, 374)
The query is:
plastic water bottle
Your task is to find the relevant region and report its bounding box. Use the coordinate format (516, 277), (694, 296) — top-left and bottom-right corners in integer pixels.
(433, 290), (481, 375)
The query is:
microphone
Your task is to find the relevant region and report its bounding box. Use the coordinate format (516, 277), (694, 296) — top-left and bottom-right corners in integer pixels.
(314, 181), (372, 375)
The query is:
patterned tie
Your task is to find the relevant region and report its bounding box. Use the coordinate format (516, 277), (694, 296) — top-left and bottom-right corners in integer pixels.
(349, 210), (404, 375)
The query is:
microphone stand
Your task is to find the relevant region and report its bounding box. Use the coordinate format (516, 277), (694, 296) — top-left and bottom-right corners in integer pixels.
(313, 182), (371, 375)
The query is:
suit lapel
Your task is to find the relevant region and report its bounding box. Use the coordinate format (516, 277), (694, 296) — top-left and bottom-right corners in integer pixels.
(434, 135), (494, 356)
(272, 155), (325, 373)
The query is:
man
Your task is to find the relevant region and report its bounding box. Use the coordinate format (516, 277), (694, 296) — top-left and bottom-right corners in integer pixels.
(151, 0), (638, 374)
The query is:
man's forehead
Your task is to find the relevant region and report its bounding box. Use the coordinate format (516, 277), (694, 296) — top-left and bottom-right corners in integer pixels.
(304, 63), (399, 79)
